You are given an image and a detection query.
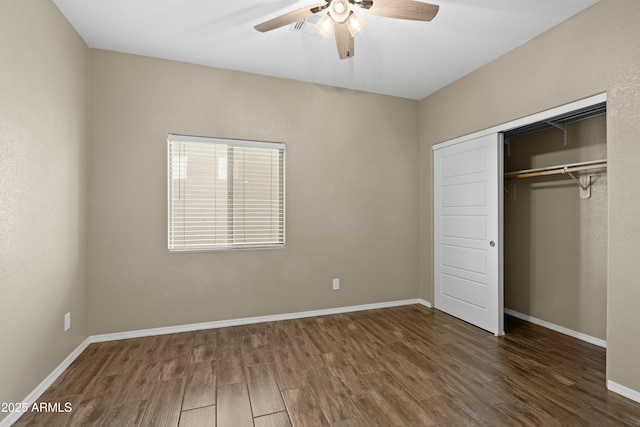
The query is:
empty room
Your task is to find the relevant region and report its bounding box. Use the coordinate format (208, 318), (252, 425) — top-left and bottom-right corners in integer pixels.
(2, 0), (640, 426)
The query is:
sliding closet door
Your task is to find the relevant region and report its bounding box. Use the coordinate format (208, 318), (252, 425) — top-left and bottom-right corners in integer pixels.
(433, 133), (503, 335)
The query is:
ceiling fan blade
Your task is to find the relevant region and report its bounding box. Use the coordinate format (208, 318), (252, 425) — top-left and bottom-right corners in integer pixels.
(334, 21), (355, 59)
(360, 0), (439, 21)
(254, 3), (327, 32)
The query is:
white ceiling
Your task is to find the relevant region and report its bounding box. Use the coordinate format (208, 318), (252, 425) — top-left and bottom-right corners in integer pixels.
(53, 0), (599, 100)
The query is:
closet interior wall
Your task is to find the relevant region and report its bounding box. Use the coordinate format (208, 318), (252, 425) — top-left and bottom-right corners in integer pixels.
(504, 114), (607, 341)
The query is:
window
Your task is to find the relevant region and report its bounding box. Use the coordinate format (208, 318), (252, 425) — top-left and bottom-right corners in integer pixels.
(168, 134), (285, 251)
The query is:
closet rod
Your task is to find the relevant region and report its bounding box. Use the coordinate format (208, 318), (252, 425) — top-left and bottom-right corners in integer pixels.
(505, 159), (607, 180)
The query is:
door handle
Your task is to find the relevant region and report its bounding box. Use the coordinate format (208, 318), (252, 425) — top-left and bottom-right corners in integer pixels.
(489, 241), (495, 247)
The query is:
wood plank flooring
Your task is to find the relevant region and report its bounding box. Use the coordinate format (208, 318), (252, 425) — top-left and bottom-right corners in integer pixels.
(13, 305), (640, 426)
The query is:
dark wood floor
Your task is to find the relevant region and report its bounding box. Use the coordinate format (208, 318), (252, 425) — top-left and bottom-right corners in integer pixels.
(13, 305), (640, 426)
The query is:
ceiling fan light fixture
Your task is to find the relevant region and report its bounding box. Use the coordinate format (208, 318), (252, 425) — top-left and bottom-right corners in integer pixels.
(346, 12), (366, 37)
(254, 0), (441, 60)
(329, 0), (351, 23)
(316, 13), (334, 37)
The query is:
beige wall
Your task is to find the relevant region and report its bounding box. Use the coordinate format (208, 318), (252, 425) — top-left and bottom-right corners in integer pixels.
(0, 0), (89, 417)
(88, 50), (419, 335)
(420, 0), (640, 392)
(504, 116), (607, 340)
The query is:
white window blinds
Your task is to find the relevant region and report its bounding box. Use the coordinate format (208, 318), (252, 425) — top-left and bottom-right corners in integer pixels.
(168, 134), (285, 251)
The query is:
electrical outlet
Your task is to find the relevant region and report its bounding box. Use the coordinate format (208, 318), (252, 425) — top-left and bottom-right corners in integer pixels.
(332, 278), (340, 290)
(64, 312), (71, 332)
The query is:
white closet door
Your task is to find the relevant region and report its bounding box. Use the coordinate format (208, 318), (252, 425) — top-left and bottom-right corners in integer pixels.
(434, 133), (503, 335)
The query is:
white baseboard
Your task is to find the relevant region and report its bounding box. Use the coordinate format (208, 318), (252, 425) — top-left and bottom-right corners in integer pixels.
(91, 298), (429, 343)
(0, 337), (91, 427)
(417, 298), (432, 308)
(504, 308), (607, 348)
(607, 380), (640, 404)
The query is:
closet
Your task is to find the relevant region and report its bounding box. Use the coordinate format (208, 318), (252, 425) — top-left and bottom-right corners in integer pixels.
(432, 94), (607, 338)
(502, 103), (607, 344)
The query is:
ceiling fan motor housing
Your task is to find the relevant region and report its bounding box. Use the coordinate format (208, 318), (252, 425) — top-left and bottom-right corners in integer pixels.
(330, 0), (351, 23)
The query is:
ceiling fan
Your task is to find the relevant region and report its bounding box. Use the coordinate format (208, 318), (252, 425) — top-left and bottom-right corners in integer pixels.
(254, 0), (439, 60)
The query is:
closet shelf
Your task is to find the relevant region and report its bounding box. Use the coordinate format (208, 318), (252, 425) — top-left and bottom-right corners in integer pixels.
(504, 159), (607, 199)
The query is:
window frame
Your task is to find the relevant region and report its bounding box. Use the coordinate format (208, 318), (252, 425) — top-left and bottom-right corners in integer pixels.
(167, 133), (285, 252)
